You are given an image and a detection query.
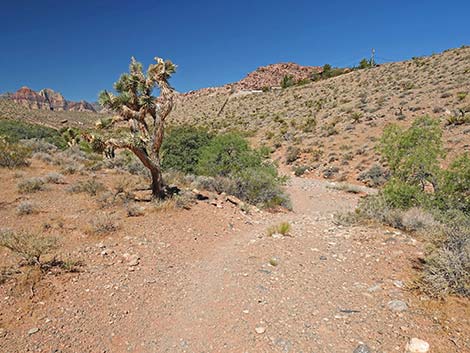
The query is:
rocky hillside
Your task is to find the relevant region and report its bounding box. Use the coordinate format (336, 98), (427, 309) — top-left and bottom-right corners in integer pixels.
(232, 62), (321, 90)
(5, 86), (96, 112)
(171, 46), (470, 183)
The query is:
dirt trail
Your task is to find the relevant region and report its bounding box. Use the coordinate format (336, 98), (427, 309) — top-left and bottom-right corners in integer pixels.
(1, 177), (467, 352)
(134, 178), (448, 352)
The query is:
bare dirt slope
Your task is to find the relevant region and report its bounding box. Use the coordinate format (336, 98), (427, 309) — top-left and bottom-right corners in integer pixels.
(1, 161), (469, 352)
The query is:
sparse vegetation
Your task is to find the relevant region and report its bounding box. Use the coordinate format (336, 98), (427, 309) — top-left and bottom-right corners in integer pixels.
(17, 177), (46, 193)
(0, 230), (58, 266)
(0, 137), (31, 168)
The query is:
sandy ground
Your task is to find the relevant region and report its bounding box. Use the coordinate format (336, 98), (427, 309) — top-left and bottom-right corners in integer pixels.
(0, 163), (469, 352)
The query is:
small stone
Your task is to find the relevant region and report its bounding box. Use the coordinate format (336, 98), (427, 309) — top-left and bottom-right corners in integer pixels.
(269, 257), (279, 266)
(255, 326), (266, 334)
(406, 338), (430, 352)
(353, 344), (372, 353)
(387, 299), (408, 312)
(127, 254), (140, 266)
(319, 255), (327, 261)
(271, 233), (283, 239)
(28, 327), (39, 335)
(393, 280), (405, 288)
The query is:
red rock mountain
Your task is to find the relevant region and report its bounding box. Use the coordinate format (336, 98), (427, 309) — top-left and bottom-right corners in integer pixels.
(232, 62), (322, 90)
(8, 87), (96, 112)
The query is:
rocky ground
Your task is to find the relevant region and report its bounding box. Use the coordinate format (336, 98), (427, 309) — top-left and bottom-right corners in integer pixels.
(1, 161), (469, 352)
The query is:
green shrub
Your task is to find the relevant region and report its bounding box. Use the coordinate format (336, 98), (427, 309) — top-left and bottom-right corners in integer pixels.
(0, 119), (66, 148)
(196, 133), (262, 177)
(437, 153), (470, 212)
(379, 116), (444, 187)
(0, 137), (31, 168)
(161, 126), (212, 174)
(382, 178), (423, 209)
(280, 75), (295, 89)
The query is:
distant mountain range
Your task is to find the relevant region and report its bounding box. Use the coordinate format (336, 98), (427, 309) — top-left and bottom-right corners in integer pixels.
(2, 86), (96, 112)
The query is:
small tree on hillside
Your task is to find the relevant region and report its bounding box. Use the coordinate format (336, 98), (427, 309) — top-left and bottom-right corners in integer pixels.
(99, 56), (176, 198)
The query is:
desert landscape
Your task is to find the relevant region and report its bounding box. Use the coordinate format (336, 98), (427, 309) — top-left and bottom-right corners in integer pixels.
(1, 2), (470, 352)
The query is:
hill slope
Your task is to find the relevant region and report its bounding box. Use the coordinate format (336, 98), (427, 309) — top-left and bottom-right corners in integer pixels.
(170, 46), (470, 183)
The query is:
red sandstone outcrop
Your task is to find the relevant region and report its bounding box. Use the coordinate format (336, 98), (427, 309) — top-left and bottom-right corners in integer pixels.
(8, 87), (95, 112)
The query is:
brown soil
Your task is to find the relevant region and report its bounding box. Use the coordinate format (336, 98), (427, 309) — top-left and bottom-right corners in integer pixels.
(1, 160), (469, 352)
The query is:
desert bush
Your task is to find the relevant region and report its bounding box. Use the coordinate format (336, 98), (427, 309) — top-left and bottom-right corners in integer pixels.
(0, 119), (66, 148)
(0, 137), (31, 168)
(438, 153), (470, 212)
(285, 146), (300, 164)
(280, 75), (295, 89)
(196, 133), (263, 177)
(293, 165), (309, 176)
(20, 139), (58, 153)
(0, 230), (58, 266)
(126, 203), (145, 217)
(401, 207), (438, 232)
(44, 172), (66, 184)
(420, 221), (470, 297)
(379, 116), (443, 187)
(16, 201), (38, 215)
(161, 126), (212, 174)
(88, 214), (119, 234)
(358, 164), (389, 187)
(17, 177), (45, 193)
(68, 179), (106, 196)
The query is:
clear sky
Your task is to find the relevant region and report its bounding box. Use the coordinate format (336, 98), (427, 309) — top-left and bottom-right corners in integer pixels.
(1, 0), (469, 102)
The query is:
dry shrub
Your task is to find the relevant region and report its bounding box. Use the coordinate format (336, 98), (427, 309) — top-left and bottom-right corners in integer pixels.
(16, 201), (38, 215)
(126, 203), (145, 217)
(68, 179), (106, 196)
(44, 172), (66, 184)
(17, 177), (46, 193)
(0, 230), (58, 266)
(88, 214), (119, 235)
(401, 207), (438, 232)
(420, 224), (470, 297)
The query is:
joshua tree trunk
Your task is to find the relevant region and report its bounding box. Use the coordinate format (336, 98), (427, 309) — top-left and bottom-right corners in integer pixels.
(150, 161), (165, 198)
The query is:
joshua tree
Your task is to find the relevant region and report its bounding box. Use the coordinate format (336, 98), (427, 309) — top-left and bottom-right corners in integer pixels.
(99, 56), (176, 198)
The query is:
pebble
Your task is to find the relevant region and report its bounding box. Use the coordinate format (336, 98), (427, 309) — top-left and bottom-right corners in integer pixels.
(353, 344), (372, 353)
(255, 326), (266, 334)
(406, 338), (430, 352)
(126, 254), (140, 267)
(387, 299), (408, 312)
(28, 327), (39, 335)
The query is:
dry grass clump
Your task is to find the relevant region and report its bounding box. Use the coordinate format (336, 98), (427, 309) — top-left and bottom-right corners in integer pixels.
(87, 214), (119, 235)
(153, 193), (194, 212)
(0, 230), (58, 266)
(17, 177), (46, 193)
(16, 201), (39, 215)
(401, 207), (438, 232)
(267, 222), (292, 236)
(67, 179), (106, 196)
(126, 203), (145, 217)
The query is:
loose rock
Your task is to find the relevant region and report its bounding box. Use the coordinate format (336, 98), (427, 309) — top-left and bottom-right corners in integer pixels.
(406, 338), (430, 353)
(353, 344), (372, 353)
(387, 299), (408, 312)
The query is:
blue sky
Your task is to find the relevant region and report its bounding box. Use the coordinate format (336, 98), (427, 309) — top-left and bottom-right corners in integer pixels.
(1, 0), (469, 102)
